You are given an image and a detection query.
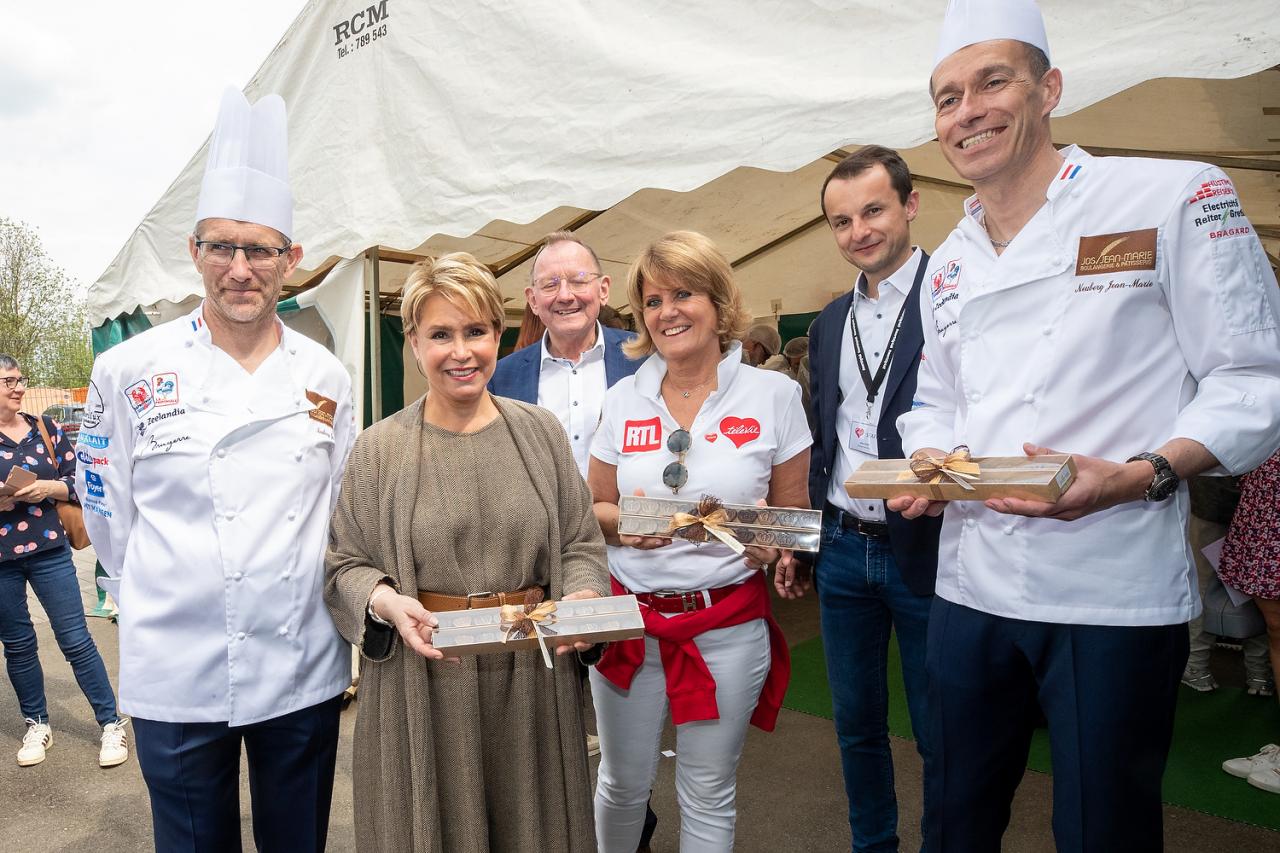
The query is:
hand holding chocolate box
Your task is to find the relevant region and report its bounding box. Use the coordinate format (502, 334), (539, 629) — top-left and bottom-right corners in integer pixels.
(430, 594), (644, 667)
(618, 494), (823, 553)
(846, 451), (1077, 502)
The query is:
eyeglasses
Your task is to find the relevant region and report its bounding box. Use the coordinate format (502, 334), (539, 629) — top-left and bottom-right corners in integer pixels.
(1, 376), (29, 390)
(532, 271), (603, 295)
(662, 429), (692, 494)
(195, 241), (292, 269)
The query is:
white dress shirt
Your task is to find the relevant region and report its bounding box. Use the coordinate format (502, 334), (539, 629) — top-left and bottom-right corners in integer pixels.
(537, 322), (608, 477)
(827, 249), (923, 520)
(898, 147), (1280, 627)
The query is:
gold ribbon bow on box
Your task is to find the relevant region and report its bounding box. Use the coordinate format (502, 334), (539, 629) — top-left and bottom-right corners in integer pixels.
(668, 496), (747, 555)
(500, 590), (559, 668)
(899, 445), (982, 491)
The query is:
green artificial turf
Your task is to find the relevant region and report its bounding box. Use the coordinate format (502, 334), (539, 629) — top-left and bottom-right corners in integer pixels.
(783, 634), (1280, 831)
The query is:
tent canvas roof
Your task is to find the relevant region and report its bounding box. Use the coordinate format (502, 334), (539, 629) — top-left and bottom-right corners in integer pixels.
(89, 0), (1280, 325)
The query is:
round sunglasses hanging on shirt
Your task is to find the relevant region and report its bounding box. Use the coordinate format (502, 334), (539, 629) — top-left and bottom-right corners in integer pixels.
(662, 428), (693, 494)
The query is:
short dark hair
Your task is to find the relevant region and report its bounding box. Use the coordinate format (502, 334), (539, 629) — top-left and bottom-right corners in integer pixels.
(820, 145), (913, 220)
(1024, 44), (1050, 81)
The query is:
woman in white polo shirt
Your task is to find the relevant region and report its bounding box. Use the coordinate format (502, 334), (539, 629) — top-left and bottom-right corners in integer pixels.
(588, 230), (812, 852)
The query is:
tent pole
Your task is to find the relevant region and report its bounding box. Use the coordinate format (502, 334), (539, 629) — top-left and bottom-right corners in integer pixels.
(367, 247), (383, 422)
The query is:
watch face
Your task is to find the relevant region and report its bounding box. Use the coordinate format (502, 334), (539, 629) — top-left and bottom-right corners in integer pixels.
(1149, 474), (1180, 502)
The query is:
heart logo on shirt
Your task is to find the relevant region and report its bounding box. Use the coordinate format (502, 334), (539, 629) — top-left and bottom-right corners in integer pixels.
(705, 433), (718, 443)
(854, 427), (865, 438)
(719, 417), (761, 449)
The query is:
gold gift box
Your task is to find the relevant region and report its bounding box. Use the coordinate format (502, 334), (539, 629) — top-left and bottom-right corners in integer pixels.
(845, 454), (1077, 502)
(617, 495), (823, 553)
(430, 594), (644, 656)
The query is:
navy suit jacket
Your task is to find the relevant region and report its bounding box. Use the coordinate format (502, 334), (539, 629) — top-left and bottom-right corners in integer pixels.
(807, 252), (942, 597)
(489, 325), (641, 402)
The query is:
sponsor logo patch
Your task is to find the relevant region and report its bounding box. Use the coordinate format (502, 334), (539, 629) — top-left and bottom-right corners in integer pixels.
(1187, 178), (1235, 205)
(1075, 229), (1157, 276)
(76, 450), (108, 467)
(152, 372), (179, 406)
(720, 417), (761, 449)
(136, 406), (187, 437)
(306, 389), (337, 427)
(622, 417), (662, 453)
(705, 433), (718, 443)
(82, 381), (105, 429)
(79, 433), (109, 450)
(85, 470), (105, 499)
(124, 380), (154, 416)
(931, 260), (961, 298)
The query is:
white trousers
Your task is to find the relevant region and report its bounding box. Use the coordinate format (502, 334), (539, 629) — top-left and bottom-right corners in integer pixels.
(590, 618), (771, 853)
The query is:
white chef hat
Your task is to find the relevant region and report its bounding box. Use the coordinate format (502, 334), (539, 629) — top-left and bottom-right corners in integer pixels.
(933, 0), (1051, 71)
(194, 87), (293, 240)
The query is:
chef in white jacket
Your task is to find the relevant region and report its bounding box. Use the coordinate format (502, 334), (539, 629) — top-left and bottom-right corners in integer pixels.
(80, 88), (354, 853)
(892, 2), (1280, 851)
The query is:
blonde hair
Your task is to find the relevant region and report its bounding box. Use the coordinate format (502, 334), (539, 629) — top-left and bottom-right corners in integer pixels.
(623, 231), (750, 359)
(401, 253), (505, 336)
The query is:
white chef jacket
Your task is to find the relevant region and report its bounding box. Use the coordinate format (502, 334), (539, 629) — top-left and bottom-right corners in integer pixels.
(537, 323), (607, 477)
(79, 303), (355, 724)
(827, 249), (923, 521)
(898, 146), (1280, 627)
(592, 342), (812, 593)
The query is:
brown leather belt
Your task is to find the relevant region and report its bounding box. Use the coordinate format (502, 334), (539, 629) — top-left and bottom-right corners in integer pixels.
(417, 587), (543, 612)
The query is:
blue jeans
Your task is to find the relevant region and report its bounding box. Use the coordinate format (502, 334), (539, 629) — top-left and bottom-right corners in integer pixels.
(0, 544), (119, 727)
(816, 513), (934, 853)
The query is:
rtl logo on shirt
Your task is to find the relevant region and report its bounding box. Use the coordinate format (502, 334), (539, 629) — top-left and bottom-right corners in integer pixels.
(622, 417), (662, 453)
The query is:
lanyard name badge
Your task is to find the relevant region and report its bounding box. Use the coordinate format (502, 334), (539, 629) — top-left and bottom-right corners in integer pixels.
(848, 258), (925, 454)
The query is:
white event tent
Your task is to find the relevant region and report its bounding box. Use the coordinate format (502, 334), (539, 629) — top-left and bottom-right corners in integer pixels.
(88, 0), (1280, 421)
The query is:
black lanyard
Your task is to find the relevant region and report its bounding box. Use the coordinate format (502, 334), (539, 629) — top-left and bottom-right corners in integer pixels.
(849, 256), (925, 415)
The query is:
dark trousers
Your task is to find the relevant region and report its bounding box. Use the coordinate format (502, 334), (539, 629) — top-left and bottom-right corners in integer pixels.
(816, 511), (933, 853)
(134, 695), (342, 853)
(924, 598), (1188, 853)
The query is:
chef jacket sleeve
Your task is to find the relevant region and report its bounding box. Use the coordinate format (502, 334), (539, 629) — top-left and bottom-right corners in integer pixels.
(896, 280), (959, 456)
(329, 373), (357, 507)
(1164, 167), (1280, 474)
(78, 360), (136, 603)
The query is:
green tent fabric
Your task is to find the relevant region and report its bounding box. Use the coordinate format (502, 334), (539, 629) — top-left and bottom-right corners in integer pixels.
(779, 311), (818, 345)
(363, 313), (405, 427)
(90, 307), (153, 357)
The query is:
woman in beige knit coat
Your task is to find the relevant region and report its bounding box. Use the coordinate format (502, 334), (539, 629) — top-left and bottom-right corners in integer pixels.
(324, 253), (610, 852)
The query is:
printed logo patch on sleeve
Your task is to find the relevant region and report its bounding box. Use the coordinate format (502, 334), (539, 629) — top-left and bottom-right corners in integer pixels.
(306, 390), (337, 426)
(123, 380), (154, 417)
(1075, 229), (1157, 276)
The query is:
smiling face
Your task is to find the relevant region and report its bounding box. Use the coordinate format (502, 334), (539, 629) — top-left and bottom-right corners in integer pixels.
(189, 218), (302, 329)
(930, 40), (1061, 187)
(408, 292), (500, 409)
(640, 275), (721, 367)
(823, 163), (918, 283)
(525, 240), (609, 348)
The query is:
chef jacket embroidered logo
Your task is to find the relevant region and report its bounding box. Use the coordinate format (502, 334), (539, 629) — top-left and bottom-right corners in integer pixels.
(305, 390), (337, 427)
(720, 417), (760, 448)
(79, 433), (109, 450)
(85, 470), (105, 499)
(930, 260), (961, 298)
(1075, 229), (1157, 276)
(124, 380), (154, 416)
(76, 450), (107, 468)
(152, 373), (179, 406)
(622, 417), (661, 453)
(1187, 179), (1235, 205)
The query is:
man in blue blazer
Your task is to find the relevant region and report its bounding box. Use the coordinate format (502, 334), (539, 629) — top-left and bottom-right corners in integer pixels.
(489, 232), (640, 478)
(807, 146), (943, 852)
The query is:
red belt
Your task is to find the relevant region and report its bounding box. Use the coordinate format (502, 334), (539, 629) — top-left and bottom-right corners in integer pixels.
(634, 584), (741, 614)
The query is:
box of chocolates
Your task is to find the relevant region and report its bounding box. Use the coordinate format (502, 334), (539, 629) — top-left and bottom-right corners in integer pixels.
(845, 451), (1077, 502)
(430, 594), (644, 664)
(617, 495), (823, 553)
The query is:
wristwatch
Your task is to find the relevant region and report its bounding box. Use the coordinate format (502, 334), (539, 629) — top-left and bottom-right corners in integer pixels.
(1126, 452), (1179, 502)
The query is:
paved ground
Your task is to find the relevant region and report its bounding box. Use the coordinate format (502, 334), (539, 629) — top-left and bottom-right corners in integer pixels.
(0, 548), (1276, 851)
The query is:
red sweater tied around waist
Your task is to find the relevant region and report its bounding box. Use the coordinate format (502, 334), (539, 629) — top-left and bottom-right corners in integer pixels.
(595, 571), (791, 732)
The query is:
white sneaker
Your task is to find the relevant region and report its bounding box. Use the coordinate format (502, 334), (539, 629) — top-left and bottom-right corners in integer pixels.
(17, 719), (52, 767)
(1247, 765), (1280, 794)
(1223, 743), (1280, 779)
(99, 718), (130, 768)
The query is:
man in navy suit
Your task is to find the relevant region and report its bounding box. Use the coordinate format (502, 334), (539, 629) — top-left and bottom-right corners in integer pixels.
(807, 146), (942, 852)
(490, 232), (640, 478)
